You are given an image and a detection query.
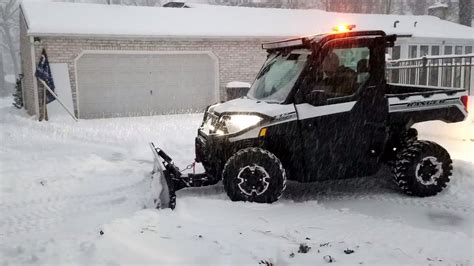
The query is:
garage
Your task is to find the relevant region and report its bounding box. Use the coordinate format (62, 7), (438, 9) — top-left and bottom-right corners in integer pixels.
(75, 52), (219, 119)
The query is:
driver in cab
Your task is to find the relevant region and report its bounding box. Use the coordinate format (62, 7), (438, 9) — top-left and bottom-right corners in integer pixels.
(319, 52), (357, 97)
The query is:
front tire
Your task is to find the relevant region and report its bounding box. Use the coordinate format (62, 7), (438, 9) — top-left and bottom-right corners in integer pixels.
(222, 147), (286, 203)
(392, 140), (452, 197)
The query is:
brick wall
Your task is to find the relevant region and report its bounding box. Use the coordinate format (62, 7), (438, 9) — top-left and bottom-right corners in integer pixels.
(20, 22), (269, 117)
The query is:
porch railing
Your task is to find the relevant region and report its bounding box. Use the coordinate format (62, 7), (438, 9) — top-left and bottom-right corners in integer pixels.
(386, 54), (474, 95)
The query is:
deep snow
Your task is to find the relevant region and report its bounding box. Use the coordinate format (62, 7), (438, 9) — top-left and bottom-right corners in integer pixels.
(0, 96), (473, 265)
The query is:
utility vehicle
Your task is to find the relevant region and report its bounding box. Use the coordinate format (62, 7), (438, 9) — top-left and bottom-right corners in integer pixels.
(150, 30), (469, 209)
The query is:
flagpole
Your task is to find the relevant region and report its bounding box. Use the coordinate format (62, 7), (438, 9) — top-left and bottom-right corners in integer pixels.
(43, 84), (47, 121)
(38, 79), (78, 122)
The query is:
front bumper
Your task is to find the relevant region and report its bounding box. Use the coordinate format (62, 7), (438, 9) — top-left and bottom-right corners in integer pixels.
(195, 130), (226, 180)
(195, 129), (260, 180)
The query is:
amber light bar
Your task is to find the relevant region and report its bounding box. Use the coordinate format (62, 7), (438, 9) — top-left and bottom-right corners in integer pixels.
(332, 24), (357, 32)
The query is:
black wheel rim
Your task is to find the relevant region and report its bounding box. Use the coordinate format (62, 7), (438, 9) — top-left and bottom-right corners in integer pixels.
(415, 156), (443, 186)
(237, 164), (270, 196)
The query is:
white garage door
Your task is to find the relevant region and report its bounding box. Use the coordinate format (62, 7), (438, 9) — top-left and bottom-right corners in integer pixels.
(76, 52), (218, 119)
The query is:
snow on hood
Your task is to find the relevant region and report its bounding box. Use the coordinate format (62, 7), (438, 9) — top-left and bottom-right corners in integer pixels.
(21, 1), (474, 40)
(211, 98), (295, 118)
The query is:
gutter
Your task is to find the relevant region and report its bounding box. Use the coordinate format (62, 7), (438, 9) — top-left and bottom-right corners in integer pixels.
(25, 32), (304, 42)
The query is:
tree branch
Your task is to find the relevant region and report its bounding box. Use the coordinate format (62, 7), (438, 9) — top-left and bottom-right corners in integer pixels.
(1, 42), (9, 49)
(5, 7), (19, 21)
(5, 0), (18, 14)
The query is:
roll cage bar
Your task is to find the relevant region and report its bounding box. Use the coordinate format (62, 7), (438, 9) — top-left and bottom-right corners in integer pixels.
(262, 31), (396, 52)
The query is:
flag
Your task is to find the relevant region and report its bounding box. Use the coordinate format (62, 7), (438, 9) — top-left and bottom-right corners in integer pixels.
(35, 49), (56, 103)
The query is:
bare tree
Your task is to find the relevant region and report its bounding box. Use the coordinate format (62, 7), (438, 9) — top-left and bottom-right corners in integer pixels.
(0, 52), (5, 92)
(0, 0), (20, 77)
(405, 0), (424, 15)
(459, 0), (472, 26)
(326, 0), (362, 13)
(390, 0), (405, 14)
(384, 0), (392, 14)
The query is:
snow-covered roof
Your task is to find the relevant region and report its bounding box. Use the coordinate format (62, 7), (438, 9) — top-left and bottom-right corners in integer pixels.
(21, 1), (474, 40)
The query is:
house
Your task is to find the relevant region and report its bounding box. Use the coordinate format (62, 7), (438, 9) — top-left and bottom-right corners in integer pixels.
(20, 1), (474, 119)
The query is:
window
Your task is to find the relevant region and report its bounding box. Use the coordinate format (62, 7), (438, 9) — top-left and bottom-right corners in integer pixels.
(429, 46), (440, 86)
(420, 45), (429, 57)
(408, 46), (418, 84)
(444, 46), (453, 55)
(442, 46), (453, 87)
(248, 49), (309, 103)
(453, 46), (464, 87)
(409, 45), (418, 58)
(419, 45), (430, 85)
(314, 46), (370, 99)
(389, 46), (401, 83)
(392, 46), (401, 60)
(465, 46), (472, 91)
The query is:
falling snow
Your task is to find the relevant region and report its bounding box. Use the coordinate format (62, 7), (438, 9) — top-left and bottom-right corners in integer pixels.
(0, 96), (473, 265)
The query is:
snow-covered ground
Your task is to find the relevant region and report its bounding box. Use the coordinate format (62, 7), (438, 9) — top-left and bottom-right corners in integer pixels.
(0, 96), (472, 265)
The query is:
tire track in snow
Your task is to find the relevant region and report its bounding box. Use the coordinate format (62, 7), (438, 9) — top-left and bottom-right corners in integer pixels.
(281, 173), (473, 213)
(310, 192), (473, 213)
(180, 180), (473, 214)
(0, 177), (150, 238)
(0, 175), (149, 210)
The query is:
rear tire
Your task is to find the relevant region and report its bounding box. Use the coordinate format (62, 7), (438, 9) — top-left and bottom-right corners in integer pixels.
(392, 140), (452, 197)
(222, 147), (286, 203)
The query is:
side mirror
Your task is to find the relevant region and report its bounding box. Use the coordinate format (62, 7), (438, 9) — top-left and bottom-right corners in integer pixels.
(306, 90), (328, 106)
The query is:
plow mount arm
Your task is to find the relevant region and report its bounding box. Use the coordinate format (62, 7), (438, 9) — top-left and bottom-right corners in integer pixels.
(149, 142), (215, 209)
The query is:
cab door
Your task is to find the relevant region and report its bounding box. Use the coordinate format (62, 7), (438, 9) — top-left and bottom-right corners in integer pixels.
(295, 37), (389, 182)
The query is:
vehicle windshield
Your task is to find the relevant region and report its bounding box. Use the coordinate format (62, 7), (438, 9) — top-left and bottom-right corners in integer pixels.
(247, 49), (310, 103)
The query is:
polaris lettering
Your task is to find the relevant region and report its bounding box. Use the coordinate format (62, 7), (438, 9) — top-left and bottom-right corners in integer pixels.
(407, 99), (447, 107)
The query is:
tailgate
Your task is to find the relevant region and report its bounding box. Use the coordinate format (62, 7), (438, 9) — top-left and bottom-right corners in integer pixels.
(386, 88), (468, 124)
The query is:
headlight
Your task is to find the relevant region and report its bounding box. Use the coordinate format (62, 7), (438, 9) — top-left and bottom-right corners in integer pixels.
(215, 114), (263, 135)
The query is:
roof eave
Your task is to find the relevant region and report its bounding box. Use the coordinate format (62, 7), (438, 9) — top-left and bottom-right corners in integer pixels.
(26, 32), (297, 42)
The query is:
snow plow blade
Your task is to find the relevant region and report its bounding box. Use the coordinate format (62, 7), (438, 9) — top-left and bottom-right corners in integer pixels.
(149, 143), (214, 210)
